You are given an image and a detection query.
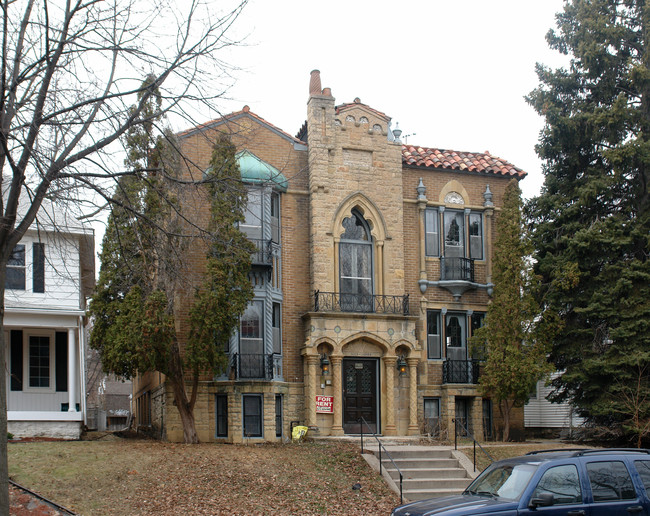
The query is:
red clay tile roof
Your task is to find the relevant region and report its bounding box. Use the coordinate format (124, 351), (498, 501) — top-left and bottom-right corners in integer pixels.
(402, 145), (526, 178)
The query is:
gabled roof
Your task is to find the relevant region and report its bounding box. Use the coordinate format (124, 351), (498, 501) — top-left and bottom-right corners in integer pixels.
(402, 145), (526, 178)
(178, 106), (306, 148)
(335, 100), (390, 121)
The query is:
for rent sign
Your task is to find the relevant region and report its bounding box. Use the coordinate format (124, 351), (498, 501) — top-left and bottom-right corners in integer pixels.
(316, 395), (333, 413)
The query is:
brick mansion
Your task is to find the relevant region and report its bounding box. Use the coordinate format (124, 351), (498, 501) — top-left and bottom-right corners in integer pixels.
(133, 70), (527, 442)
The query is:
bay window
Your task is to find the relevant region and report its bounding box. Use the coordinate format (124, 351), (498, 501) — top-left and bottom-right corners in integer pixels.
(424, 209), (484, 261)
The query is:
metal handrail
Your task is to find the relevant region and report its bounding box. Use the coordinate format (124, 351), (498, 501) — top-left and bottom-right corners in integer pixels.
(359, 417), (403, 505)
(453, 418), (494, 472)
(440, 256), (475, 281)
(231, 353), (273, 379)
(313, 290), (410, 315)
(442, 359), (480, 384)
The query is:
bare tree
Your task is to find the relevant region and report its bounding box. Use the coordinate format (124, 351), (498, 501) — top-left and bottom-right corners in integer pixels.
(0, 0), (247, 510)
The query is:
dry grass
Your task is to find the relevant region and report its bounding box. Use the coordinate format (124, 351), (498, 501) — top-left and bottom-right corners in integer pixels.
(9, 438), (399, 515)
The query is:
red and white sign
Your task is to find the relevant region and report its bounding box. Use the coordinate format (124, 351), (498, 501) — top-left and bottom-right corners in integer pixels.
(316, 395), (333, 413)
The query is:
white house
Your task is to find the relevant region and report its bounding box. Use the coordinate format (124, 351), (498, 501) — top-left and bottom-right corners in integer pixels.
(525, 373), (585, 438)
(5, 201), (94, 439)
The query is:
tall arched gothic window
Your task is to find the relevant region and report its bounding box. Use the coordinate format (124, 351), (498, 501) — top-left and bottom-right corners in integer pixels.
(339, 210), (373, 311)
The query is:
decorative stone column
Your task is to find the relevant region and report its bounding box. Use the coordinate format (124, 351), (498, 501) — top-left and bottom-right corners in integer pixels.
(483, 185), (495, 290)
(417, 178), (428, 294)
(331, 355), (344, 435)
(333, 237), (340, 293)
(383, 356), (397, 435)
(376, 240), (384, 296)
(306, 355), (319, 427)
(68, 328), (77, 412)
(407, 357), (420, 435)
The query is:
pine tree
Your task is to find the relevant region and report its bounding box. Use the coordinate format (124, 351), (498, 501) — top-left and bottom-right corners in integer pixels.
(527, 0), (650, 444)
(89, 85), (254, 443)
(473, 180), (554, 442)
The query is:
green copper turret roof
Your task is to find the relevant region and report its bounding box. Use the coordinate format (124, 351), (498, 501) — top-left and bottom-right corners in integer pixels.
(236, 150), (288, 191)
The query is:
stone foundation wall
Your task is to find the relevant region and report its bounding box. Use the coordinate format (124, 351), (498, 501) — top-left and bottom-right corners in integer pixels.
(9, 421), (81, 440)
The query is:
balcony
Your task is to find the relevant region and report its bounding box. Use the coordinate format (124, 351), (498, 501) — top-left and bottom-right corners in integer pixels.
(440, 257), (474, 282)
(313, 291), (409, 315)
(443, 359), (480, 384)
(231, 353), (274, 380)
(249, 238), (274, 267)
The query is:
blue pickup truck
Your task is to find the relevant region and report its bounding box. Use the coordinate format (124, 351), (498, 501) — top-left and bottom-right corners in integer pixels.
(392, 448), (650, 515)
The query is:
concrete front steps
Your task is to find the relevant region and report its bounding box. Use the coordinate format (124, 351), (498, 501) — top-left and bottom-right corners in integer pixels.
(367, 445), (476, 502)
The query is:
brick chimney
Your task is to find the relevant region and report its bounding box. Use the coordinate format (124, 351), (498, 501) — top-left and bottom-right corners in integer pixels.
(309, 70), (321, 96)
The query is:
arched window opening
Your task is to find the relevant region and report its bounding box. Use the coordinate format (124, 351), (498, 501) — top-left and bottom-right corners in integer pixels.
(339, 210), (373, 311)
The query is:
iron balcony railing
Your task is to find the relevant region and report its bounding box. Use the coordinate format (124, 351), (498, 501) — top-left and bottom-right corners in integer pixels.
(440, 256), (475, 282)
(249, 238), (273, 266)
(231, 353), (274, 380)
(313, 291), (409, 315)
(443, 359), (480, 384)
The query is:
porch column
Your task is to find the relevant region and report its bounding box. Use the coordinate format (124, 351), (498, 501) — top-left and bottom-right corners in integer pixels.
(331, 355), (343, 435)
(68, 328), (77, 412)
(407, 357), (419, 435)
(383, 356), (397, 435)
(306, 355), (319, 427)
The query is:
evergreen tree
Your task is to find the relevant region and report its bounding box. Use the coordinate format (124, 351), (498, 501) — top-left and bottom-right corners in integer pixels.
(89, 85), (254, 443)
(473, 180), (554, 442)
(186, 135), (255, 405)
(527, 0), (650, 444)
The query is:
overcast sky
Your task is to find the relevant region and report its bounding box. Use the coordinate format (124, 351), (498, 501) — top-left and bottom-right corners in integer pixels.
(216, 0), (570, 199)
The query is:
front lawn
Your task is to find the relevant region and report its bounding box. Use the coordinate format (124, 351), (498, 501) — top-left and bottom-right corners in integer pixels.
(9, 438), (398, 515)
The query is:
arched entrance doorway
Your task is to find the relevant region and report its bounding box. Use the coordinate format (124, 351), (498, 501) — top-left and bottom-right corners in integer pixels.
(343, 357), (378, 434)
(341, 338), (383, 434)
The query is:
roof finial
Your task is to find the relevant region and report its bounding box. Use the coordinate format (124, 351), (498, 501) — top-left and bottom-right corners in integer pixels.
(483, 184), (494, 207)
(393, 122), (402, 143)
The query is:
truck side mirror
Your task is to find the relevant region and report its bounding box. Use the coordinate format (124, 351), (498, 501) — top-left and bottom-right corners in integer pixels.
(529, 492), (554, 508)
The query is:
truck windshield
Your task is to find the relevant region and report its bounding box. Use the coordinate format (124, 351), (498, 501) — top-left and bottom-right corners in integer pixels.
(465, 463), (537, 501)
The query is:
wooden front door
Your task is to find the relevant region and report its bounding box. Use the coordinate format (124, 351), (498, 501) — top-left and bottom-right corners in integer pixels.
(343, 358), (378, 434)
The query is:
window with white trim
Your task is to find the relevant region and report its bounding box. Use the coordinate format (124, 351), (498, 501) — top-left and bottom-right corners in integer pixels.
(23, 331), (55, 392)
(7, 244), (25, 290)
